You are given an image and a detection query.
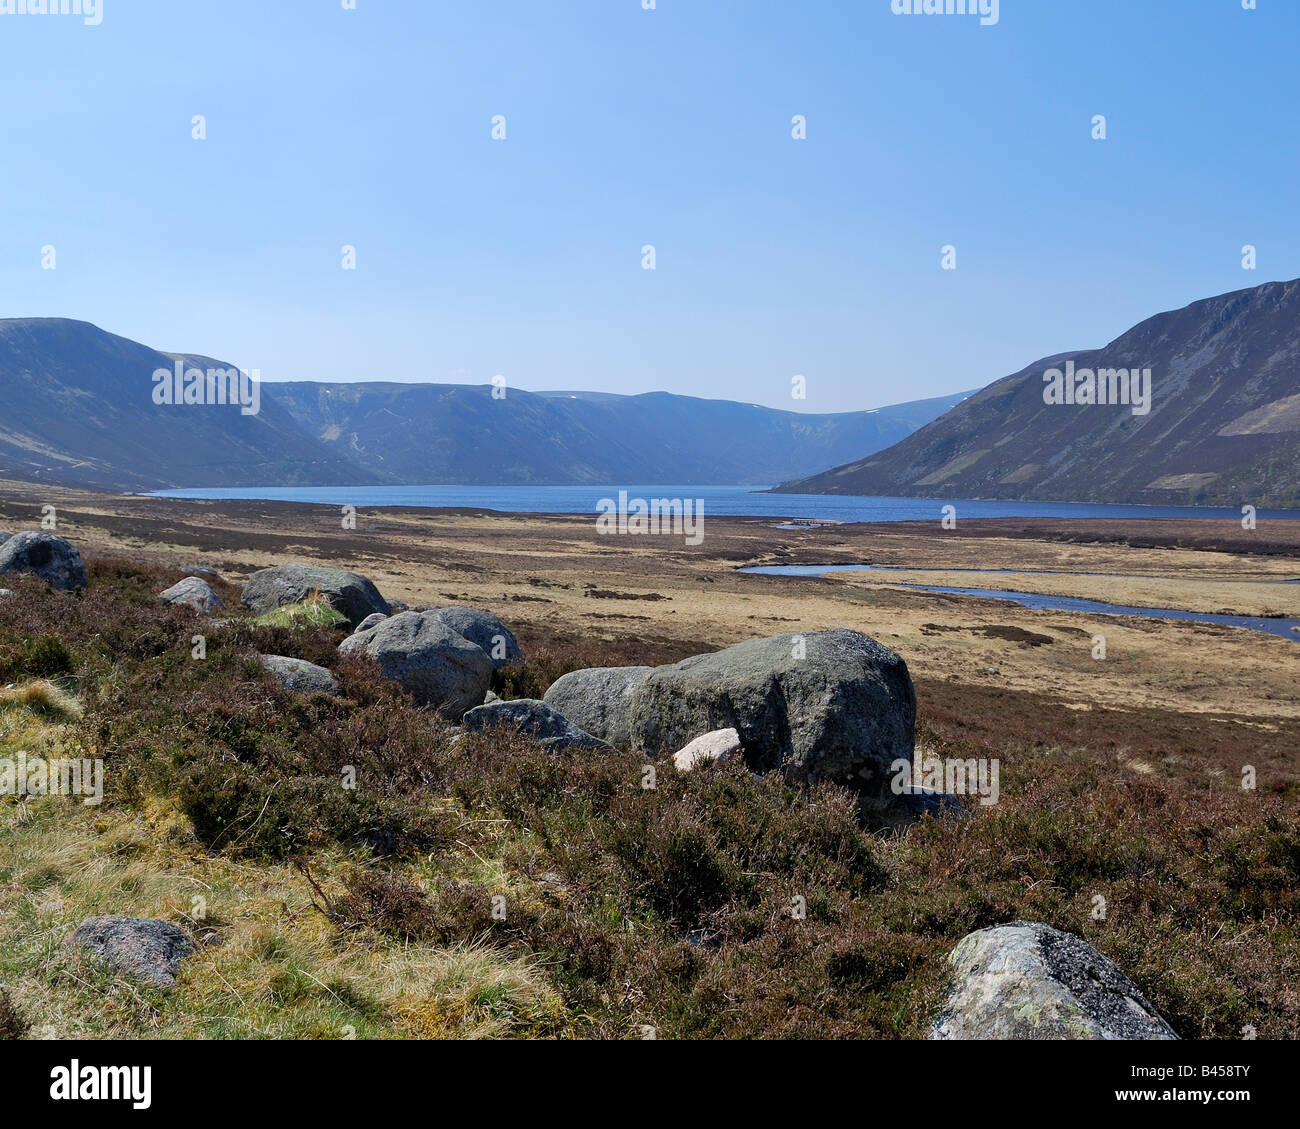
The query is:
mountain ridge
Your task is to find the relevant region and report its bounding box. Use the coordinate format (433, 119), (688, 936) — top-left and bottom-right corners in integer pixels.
(0, 317), (969, 491)
(773, 278), (1300, 507)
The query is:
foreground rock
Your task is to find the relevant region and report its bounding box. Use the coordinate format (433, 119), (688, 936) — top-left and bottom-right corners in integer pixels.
(629, 630), (915, 793)
(429, 606), (524, 669)
(354, 612), (388, 634)
(930, 922), (1178, 1040)
(673, 728), (742, 772)
(339, 611), (492, 716)
(258, 655), (340, 696)
(461, 698), (613, 752)
(241, 564), (390, 628)
(543, 666), (653, 748)
(64, 916), (197, 988)
(159, 576), (225, 615)
(0, 532), (88, 591)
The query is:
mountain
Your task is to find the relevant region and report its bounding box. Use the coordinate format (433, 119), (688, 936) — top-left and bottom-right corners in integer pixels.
(774, 279), (1300, 507)
(266, 383), (974, 487)
(0, 319), (378, 491)
(0, 318), (969, 491)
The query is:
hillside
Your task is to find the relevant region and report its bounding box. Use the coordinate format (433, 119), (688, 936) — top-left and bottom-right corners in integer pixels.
(0, 319), (377, 491)
(266, 383), (972, 487)
(0, 318), (968, 491)
(774, 279), (1300, 507)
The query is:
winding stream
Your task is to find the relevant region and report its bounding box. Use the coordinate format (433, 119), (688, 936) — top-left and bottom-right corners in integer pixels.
(739, 564), (1300, 641)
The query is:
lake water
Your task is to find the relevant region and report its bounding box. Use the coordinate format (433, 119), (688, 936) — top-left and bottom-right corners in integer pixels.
(146, 484), (1300, 523)
(740, 564), (1300, 641)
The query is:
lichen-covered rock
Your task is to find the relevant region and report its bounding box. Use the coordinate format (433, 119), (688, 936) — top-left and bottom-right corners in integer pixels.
(0, 532), (88, 592)
(339, 611), (492, 716)
(258, 654), (340, 696)
(460, 698), (613, 752)
(159, 576), (225, 615)
(543, 666), (653, 749)
(930, 922), (1178, 1040)
(242, 564), (389, 628)
(64, 916), (197, 988)
(428, 606), (524, 670)
(629, 630), (915, 793)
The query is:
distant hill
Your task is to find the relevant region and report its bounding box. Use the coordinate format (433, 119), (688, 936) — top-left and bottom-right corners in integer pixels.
(0, 318), (969, 490)
(0, 319), (376, 491)
(267, 383), (974, 487)
(774, 279), (1300, 507)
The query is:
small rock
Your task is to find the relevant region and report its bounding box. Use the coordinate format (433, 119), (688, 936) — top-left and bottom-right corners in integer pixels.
(543, 666), (653, 749)
(0, 532), (89, 592)
(241, 563), (390, 628)
(258, 655), (341, 696)
(387, 599), (410, 613)
(181, 565), (221, 581)
(673, 728), (741, 772)
(354, 612), (389, 634)
(64, 916), (197, 988)
(930, 921), (1177, 1040)
(159, 576), (225, 615)
(339, 611), (492, 716)
(460, 698), (613, 752)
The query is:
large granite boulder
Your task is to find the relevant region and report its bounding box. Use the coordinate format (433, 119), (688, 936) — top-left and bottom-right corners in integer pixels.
(159, 576), (225, 615)
(64, 916), (197, 988)
(0, 532), (88, 592)
(428, 606), (524, 670)
(258, 654), (340, 696)
(930, 922), (1178, 1041)
(339, 611), (492, 716)
(543, 666), (653, 749)
(628, 630), (915, 793)
(241, 564), (389, 628)
(460, 698), (613, 752)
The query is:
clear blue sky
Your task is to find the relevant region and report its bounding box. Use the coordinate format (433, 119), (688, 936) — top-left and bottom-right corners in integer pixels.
(2, 0), (1296, 413)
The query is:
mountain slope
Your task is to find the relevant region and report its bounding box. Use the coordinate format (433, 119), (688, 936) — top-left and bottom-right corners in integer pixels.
(265, 384), (972, 487)
(774, 279), (1300, 506)
(0, 319), (378, 491)
(0, 317), (969, 491)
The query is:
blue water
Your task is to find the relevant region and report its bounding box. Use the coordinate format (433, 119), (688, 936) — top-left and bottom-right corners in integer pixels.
(740, 564), (1300, 641)
(145, 484), (1300, 523)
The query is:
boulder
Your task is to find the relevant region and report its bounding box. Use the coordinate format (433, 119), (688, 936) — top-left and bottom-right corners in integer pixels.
(354, 612), (389, 634)
(460, 698), (613, 752)
(258, 654), (340, 696)
(930, 922), (1178, 1041)
(428, 606), (524, 669)
(339, 611), (492, 716)
(64, 916), (197, 988)
(0, 532), (88, 592)
(159, 576), (225, 615)
(543, 666), (653, 749)
(673, 728), (741, 772)
(241, 564), (389, 628)
(628, 630), (915, 793)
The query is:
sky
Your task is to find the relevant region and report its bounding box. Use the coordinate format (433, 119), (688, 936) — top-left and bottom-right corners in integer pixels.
(2, 0), (1297, 414)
